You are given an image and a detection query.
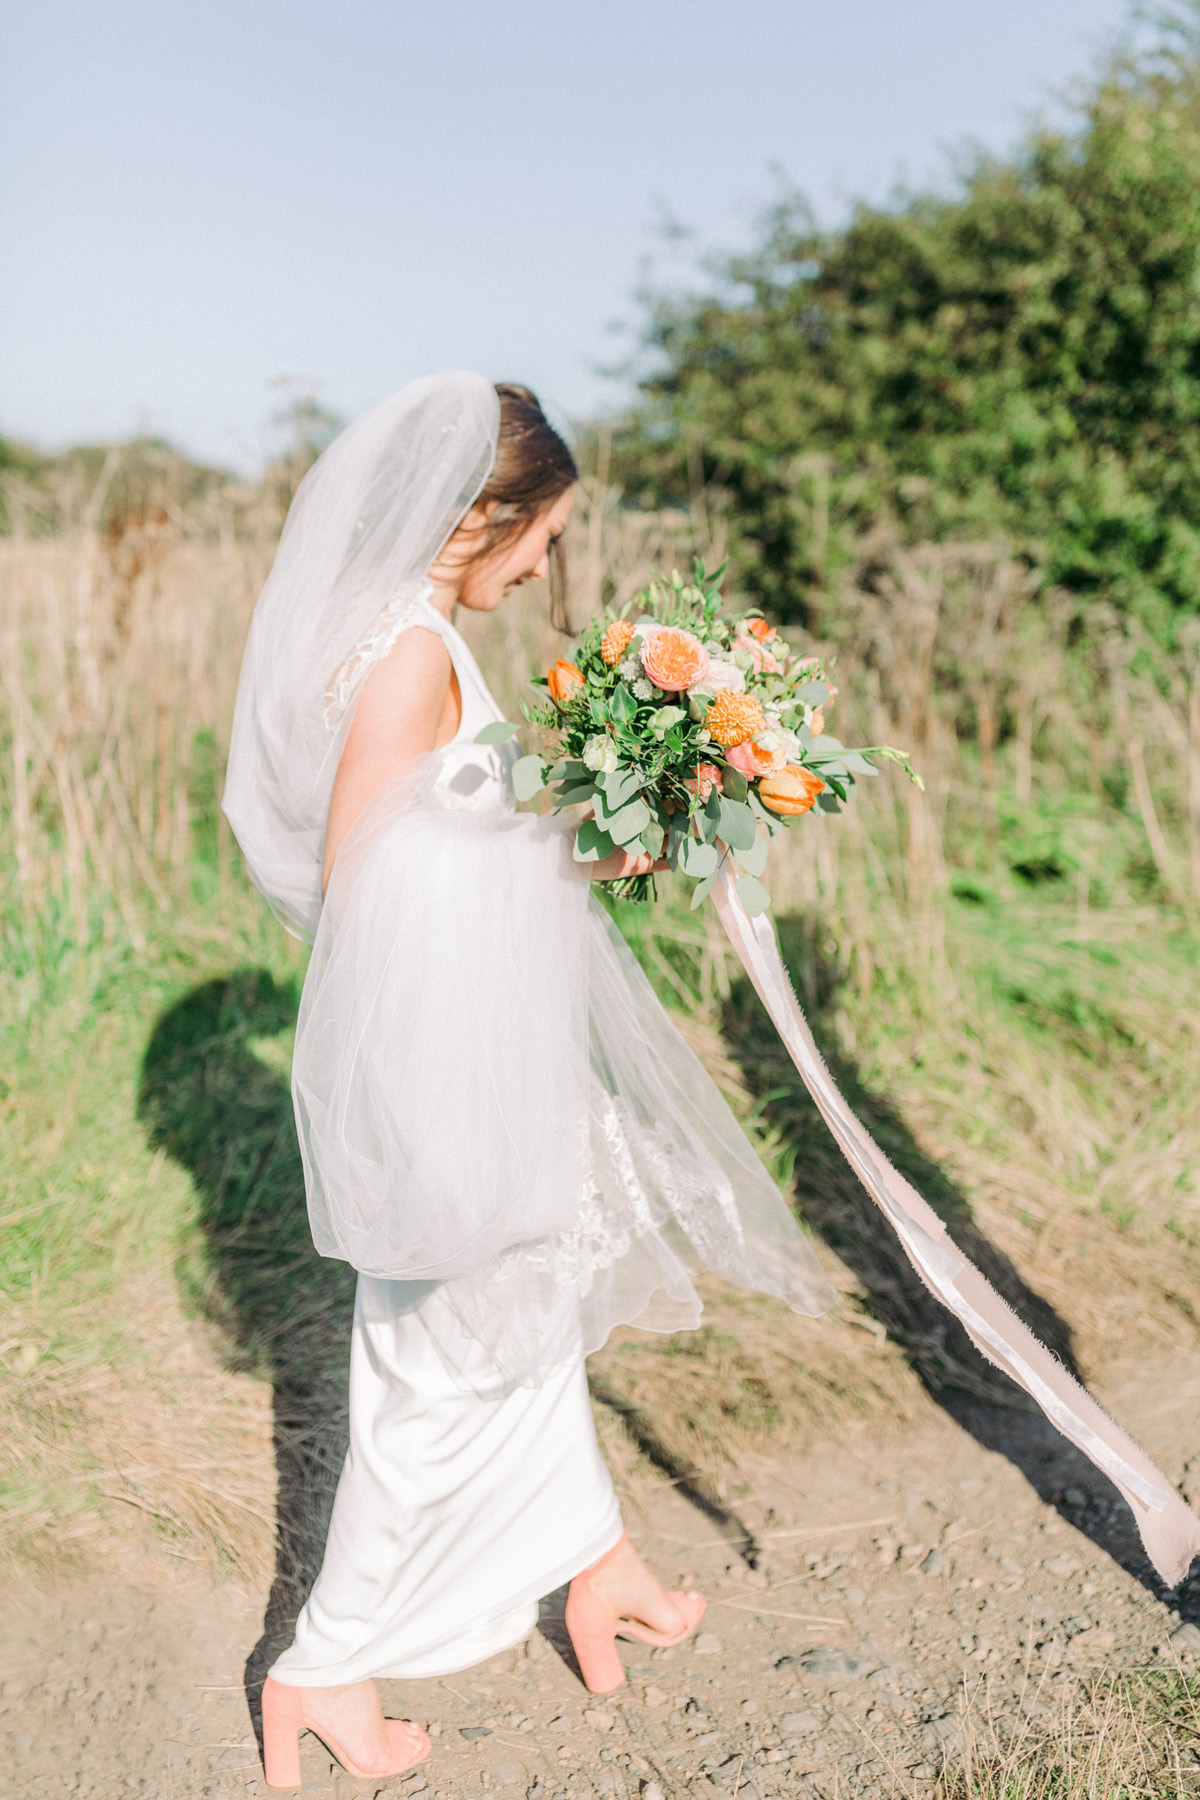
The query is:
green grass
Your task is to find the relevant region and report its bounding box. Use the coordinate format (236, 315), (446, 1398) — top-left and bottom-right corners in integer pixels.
(2, 756), (1199, 1565)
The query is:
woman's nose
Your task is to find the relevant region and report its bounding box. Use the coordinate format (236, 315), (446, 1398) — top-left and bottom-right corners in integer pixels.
(530, 551), (550, 583)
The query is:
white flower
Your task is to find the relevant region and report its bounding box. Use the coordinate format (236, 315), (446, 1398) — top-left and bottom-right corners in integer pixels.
(687, 656), (746, 700)
(632, 678), (654, 700)
(583, 735), (619, 774)
(617, 656), (642, 680)
(755, 725), (800, 759)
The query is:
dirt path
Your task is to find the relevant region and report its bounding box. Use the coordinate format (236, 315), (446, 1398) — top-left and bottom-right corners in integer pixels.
(6, 1350), (1200, 1800)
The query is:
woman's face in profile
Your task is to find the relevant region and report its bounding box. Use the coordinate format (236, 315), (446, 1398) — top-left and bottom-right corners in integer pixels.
(442, 487), (575, 613)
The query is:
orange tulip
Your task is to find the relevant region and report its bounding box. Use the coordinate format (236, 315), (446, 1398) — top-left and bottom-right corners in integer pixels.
(758, 764), (825, 816)
(547, 659), (585, 706)
(744, 616), (777, 642)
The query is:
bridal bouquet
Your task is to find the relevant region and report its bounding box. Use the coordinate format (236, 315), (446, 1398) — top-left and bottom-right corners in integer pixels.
(479, 563), (919, 913)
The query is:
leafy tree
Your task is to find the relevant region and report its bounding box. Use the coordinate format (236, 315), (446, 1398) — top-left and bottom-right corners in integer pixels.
(620, 8), (1200, 641)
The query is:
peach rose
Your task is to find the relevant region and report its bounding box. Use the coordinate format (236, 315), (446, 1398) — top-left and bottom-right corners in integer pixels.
(601, 620), (636, 666)
(688, 761), (723, 801)
(704, 690), (766, 748)
(733, 632), (782, 675)
(758, 765), (826, 816)
(726, 735), (788, 780)
(640, 626), (709, 693)
(547, 659), (585, 706)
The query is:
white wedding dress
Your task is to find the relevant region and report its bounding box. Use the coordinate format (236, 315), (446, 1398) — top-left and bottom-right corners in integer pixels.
(269, 598), (626, 1683)
(224, 376), (836, 1685)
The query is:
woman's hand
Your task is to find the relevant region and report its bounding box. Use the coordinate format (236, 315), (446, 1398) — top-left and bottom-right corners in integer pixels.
(586, 845), (669, 882)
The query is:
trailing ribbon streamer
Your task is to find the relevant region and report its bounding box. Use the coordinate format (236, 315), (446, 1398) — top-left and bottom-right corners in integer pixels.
(712, 866), (1200, 1589)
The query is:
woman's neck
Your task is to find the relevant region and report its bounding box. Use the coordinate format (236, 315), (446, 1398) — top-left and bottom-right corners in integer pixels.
(424, 579), (460, 622)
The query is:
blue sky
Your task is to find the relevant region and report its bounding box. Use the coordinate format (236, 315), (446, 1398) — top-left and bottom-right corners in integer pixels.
(3, 0), (1137, 469)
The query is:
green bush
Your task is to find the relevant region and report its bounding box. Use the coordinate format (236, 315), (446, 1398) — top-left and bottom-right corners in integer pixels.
(621, 7), (1200, 643)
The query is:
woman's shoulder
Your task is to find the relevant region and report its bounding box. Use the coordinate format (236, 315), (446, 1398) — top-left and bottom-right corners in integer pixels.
(325, 593), (454, 728)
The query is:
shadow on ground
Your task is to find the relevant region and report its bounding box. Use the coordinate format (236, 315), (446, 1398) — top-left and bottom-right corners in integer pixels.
(721, 908), (1200, 1620)
(137, 967), (356, 1714)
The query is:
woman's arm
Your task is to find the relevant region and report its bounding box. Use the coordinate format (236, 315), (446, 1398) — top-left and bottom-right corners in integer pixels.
(322, 629), (455, 894)
(322, 625), (666, 896)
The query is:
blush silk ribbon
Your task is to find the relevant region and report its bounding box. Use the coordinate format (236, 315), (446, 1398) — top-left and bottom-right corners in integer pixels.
(712, 866), (1200, 1589)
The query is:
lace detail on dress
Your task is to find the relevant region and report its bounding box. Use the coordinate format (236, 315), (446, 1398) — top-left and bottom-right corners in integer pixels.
(487, 1093), (748, 1298)
(322, 589), (438, 731)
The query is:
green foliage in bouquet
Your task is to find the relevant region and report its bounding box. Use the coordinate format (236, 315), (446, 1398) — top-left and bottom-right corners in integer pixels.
(477, 562), (919, 913)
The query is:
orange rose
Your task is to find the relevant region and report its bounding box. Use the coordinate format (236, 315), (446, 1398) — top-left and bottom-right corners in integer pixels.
(601, 620), (636, 666)
(704, 690), (766, 748)
(640, 626), (709, 693)
(547, 659), (585, 706)
(726, 735), (787, 779)
(758, 765), (825, 816)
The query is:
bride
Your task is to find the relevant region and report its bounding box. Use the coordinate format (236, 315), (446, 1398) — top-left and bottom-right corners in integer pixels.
(223, 371), (835, 1788)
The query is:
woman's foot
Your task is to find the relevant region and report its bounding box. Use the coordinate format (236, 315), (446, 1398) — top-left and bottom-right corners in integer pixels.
(565, 1532), (705, 1694)
(260, 1676), (431, 1788)
(285, 1679), (392, 1772)
(580, 1532), (690, 1638)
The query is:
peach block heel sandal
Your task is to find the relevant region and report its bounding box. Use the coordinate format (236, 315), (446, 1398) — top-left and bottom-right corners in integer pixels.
(565, 1532), (706, 1694)
(261, 1676), (432, 1790)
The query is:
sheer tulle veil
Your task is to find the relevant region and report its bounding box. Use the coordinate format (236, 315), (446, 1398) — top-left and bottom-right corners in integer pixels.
(224, 372), (500, 938)
(224, 372), (834, 1393)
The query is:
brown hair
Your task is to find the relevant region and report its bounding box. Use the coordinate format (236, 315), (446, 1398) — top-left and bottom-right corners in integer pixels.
(464, 383), (578, 630)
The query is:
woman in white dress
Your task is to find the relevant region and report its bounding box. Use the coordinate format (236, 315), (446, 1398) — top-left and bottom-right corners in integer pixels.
(223, 373), (835, 1788)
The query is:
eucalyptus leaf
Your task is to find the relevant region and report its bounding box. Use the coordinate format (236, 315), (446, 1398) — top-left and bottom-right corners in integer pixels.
(474, 721), (518, 745)
(666, 811), (689, 870)
(602, 766), (644, 807)
(573, 818), (616, 863)
(720, 765), (748, 802)
(736, 872), (772, 916)
(818, 791), (843, 813)
(793, 679), (830, 705)
(679, 837), (720, 879)
(603, 798), (653, 845)
(651, 705), (687, 737)
(689, 867), (721, 910)
(640, 820), (665, 860)
(717, 797), (757, 852)
(511, 754), (547, 802)
(736, 832), (769, 877)
(555, 782), (598, 807)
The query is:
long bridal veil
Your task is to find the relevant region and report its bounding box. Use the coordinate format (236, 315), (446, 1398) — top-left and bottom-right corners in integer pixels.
(224, 373), (500, 938)
(224, 370), (835, 1397)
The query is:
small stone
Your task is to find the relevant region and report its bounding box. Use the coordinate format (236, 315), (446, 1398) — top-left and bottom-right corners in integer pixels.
(842, 1587), (867, 1606)
(1042, 1555), (1081, 1578)
(497, 1767), (523, 1786)
(920, 1548), (945, 1577)
(461, 1726), (493, 1741)
(643, 1687), (668, 1708)
(780, 1711), (821, 1733)
(642, 1786), (665, 1800)
(1063, 1488), (1088, 1507)
(1171, 1623), (1200, 1653)
(910, 1763), (936, 1780)
(582, 1710), (614, 1730)
(695, 1633), (723, 1656)
(799, 1648), (873, 1679)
